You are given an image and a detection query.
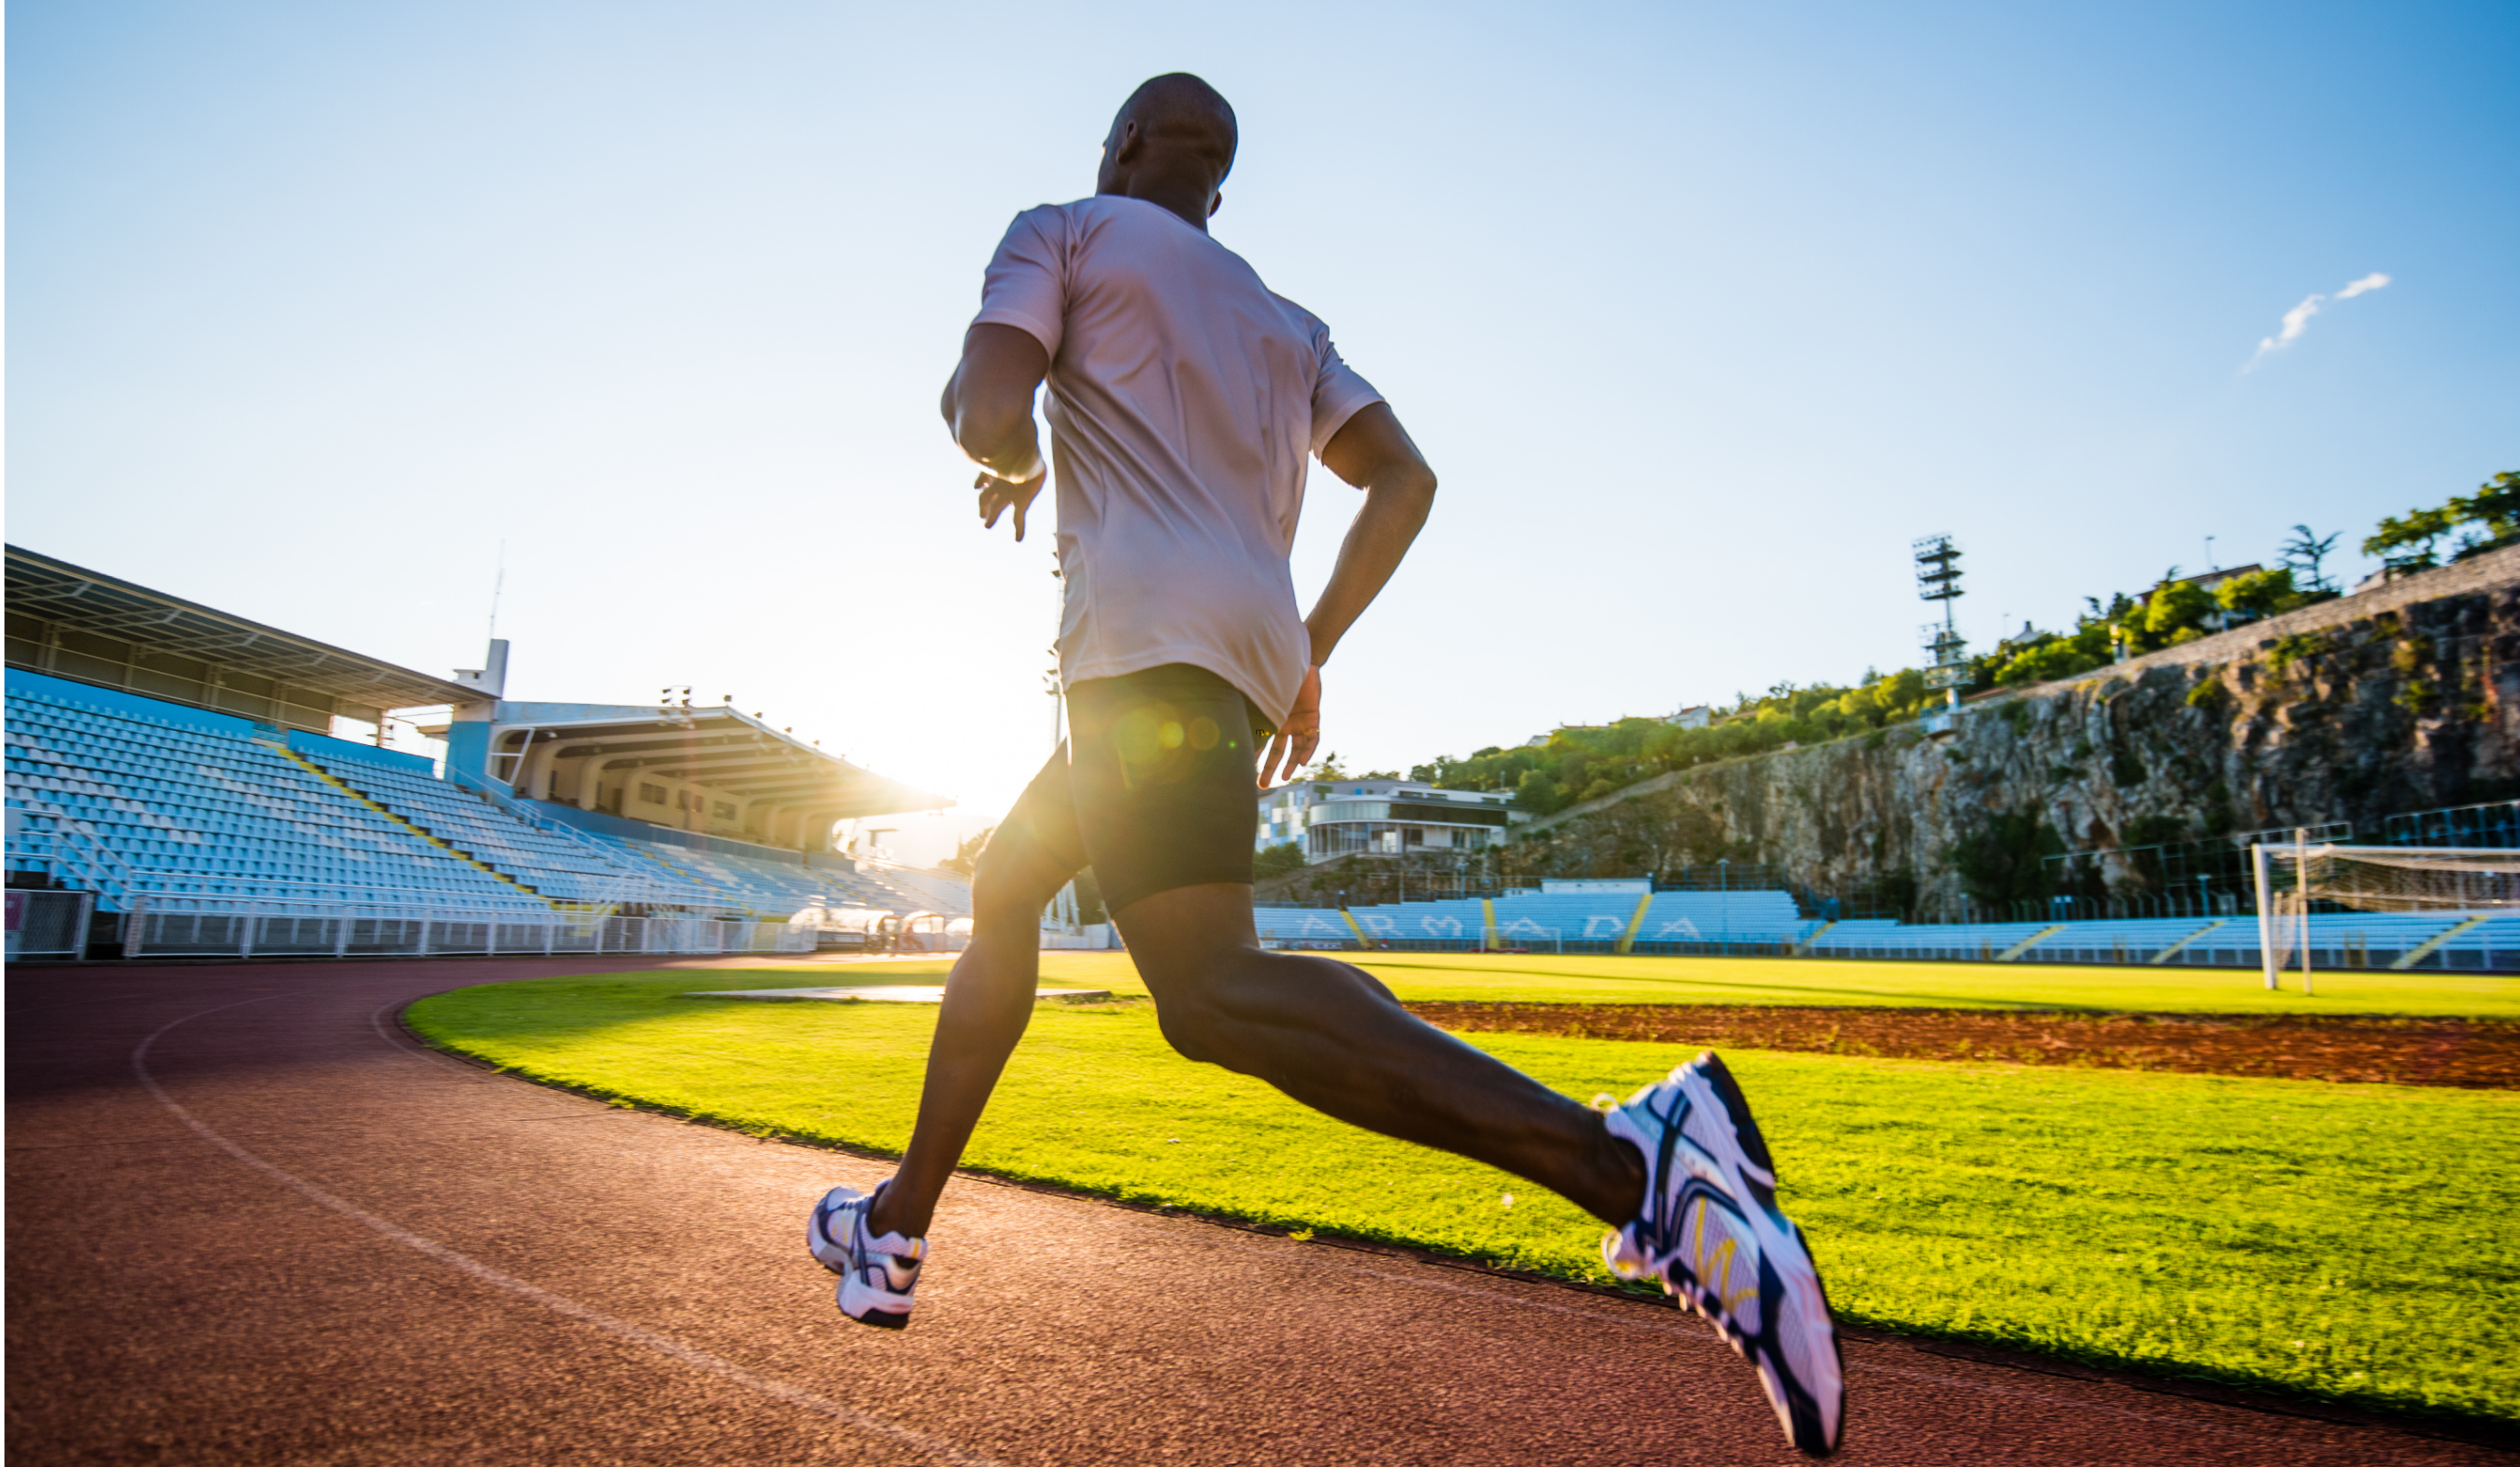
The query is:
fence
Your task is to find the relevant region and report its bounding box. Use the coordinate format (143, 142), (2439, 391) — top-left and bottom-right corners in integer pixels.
(1266, 929), (1812, 958)
(120, 895), (812, 960)
(2005, 889), (2257, 923)
(6, 888), (96, 960)
(2385, 799), (2520, 849)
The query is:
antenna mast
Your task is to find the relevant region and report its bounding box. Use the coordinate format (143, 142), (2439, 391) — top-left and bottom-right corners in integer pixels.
(487, 540), (507, 642)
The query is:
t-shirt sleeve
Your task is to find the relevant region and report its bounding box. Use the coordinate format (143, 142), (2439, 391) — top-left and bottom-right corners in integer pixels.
(972, 206), (1068, 361)
(1308, 332), (1385, 459)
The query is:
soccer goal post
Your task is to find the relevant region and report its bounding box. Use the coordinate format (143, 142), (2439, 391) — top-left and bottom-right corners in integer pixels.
(2252, 838), (2520, 990)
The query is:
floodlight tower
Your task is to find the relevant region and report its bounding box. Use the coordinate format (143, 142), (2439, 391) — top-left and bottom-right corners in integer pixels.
(1914, 534), (1967, 709)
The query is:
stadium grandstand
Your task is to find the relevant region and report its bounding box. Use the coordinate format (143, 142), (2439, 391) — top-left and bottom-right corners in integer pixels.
(1254, 878), (2516, 971)
(10, 545), (2506, 973)
(4, 546), (972, 961)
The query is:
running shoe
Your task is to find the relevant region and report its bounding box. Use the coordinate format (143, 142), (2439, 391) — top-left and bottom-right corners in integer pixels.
(808, 1180), (926, 1329)
(1601, 1052), (1844, 1458)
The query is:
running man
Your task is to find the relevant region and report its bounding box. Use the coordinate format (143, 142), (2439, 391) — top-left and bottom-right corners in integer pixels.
(808, 73), (1844, 1457)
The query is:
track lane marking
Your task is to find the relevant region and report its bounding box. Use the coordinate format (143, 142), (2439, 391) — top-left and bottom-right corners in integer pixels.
(133, 990), (1004, 1467)
(374, 990), (2473, 1464)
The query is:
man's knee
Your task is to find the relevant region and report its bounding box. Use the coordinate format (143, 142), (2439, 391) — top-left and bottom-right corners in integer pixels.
(970, 871), (1053, 931)
(1153, 994), (1230, 1066)
(968, 822), (1079, 927)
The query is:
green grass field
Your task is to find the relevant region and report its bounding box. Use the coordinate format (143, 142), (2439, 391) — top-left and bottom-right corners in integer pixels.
(406, 955), (2520, 1422)
(707, 950), (2520, 1016)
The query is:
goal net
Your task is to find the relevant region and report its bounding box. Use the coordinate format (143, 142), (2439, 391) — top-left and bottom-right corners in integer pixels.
(2252, 841), (2520, 989)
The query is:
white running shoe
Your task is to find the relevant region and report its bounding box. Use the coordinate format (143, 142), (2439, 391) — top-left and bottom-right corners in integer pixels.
(1602, 1052), (1844, 1458)
(808, 1180), (926, 1330)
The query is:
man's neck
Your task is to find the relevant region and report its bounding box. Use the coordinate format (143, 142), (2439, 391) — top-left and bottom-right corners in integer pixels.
(1100, 179), (1212, 234)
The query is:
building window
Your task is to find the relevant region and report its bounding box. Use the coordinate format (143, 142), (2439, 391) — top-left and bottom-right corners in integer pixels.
(638, 782), (668, 806)
(713, 801), (736, 820)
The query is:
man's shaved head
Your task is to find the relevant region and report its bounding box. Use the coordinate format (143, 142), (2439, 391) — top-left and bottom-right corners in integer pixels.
(1108, 73), (1237, 180)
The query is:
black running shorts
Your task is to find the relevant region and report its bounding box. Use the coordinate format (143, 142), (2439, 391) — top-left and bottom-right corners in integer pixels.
(989, 663), (1277, 917)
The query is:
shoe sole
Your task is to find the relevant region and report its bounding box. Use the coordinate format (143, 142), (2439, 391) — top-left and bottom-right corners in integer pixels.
(838, 1279), (912, 1329)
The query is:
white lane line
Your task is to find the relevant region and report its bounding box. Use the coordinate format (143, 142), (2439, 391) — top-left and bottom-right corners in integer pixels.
(134, 991), (1002, 1467)
(367, 996), (2445, 1464)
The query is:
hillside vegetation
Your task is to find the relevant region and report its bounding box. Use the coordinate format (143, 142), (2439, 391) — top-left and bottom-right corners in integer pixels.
(1405, 477), (2510, 820)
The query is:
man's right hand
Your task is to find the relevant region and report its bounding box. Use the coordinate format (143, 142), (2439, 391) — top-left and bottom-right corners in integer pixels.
(978, 469), (1045, 541)
(941, 324), (1052, 504)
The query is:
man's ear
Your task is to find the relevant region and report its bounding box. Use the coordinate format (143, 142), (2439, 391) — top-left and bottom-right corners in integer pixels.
(1111, 120), (1144, 164)
(1209, 189), (1224, 218)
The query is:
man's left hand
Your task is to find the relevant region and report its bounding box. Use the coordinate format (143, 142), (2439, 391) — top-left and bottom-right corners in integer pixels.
(1260, 664), (1322, 789)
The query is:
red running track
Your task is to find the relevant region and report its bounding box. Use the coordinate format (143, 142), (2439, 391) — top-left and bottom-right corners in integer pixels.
(7, 958), (2507, 1465)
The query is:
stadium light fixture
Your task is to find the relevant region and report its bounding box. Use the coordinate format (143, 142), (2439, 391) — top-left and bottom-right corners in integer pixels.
(1913, 534), (1967, 709)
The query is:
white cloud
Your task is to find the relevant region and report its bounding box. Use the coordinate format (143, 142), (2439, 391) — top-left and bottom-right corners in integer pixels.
(2243, 272), (2392, 372)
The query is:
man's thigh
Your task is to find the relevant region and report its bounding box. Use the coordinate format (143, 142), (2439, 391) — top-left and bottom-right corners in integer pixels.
(975, 744), (1090, 900)
(1064, 663), (1271, 918)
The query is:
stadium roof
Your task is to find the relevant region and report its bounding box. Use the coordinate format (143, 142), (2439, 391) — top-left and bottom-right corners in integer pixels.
(479, 702), (951, 821)
(4, 545), (475, 729)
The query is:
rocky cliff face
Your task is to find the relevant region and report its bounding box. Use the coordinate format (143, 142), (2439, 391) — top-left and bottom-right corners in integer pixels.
(1500, 547), (2520, 913)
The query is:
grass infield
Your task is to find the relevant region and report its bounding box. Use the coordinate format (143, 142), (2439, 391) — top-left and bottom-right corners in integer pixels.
(406, 955), (2520, 1423)
(688, 950), (2520, 1016)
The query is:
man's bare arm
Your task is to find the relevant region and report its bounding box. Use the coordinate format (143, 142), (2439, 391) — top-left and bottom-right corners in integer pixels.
(940, 323), (1052, 539)
(1308, 403), (1437, 667)
(1258, 403), (1437, 786)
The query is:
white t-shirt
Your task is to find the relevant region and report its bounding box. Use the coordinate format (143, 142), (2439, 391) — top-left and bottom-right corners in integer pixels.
(972, 195), (1384, 726)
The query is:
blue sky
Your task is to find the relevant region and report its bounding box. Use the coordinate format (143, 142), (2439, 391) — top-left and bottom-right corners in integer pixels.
(10, 1), (2515, 855)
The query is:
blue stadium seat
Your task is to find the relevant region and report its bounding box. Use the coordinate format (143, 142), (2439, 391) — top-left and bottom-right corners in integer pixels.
(295, 746), (663, 905)
(5, 679), (976, 922)
(5, 685), (540, 912)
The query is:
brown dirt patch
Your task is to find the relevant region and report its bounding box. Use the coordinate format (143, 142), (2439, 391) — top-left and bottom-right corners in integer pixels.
(1404, 1002), (2520, 1088)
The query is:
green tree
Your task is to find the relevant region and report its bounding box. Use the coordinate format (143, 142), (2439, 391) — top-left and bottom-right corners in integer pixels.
(2364, 505), (2459, 574)
(2450, 470), (2520, 559)
(1996, 634), (2106, 686)
(2279, 525), (2341, 593)
(1252, 842), (1308, 879)
(937, 825), (995, 878)
(2212, 565), (2304, 623)
(2360, 470), (2518, 575)
(2140, 572), (2217, 646)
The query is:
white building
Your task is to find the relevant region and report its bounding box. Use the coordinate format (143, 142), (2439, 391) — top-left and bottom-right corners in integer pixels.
(1256, 777), (1522, 862)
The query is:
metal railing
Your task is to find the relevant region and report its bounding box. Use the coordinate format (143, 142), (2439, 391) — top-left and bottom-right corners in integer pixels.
(2006, 889), (2255, 923)
(121, 894), (812, 959)
(6, 888), (95, 960)
(7, 799), (146, 909)
(2385, 799), (2520, 849)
